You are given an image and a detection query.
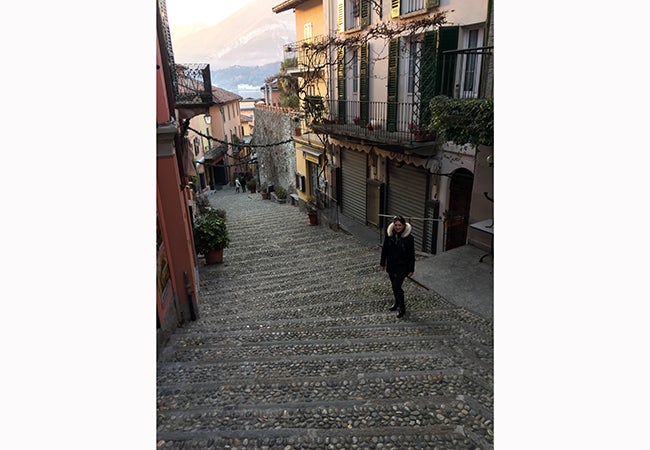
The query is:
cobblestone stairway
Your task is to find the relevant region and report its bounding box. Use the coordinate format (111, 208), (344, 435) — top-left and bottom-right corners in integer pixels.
(157, 189), (494, 449)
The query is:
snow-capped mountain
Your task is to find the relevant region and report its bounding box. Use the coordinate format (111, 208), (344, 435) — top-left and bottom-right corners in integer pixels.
(169, 0), (296, 70)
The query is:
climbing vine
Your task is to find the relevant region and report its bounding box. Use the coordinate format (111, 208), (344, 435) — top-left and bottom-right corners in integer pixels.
(427, 95), (493, 148)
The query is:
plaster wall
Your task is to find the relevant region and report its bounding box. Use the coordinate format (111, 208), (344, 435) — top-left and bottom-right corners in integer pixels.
(296, 0), (326, 37)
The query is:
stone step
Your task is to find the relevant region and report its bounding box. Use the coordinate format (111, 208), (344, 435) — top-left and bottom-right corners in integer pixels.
(157, 369), (492, 410)
(166, 321), (490, 347)
(156, 424), (484, 450)
(156, 396), (493, 447)
(158, 191), (494, 450)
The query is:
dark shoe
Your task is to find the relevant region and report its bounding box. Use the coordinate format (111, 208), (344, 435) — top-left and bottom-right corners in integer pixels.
(397, 309), (405, 318)
(389, 304), (398, 311)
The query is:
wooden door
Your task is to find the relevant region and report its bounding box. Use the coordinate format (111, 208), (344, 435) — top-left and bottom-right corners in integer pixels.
(445, 168), (473, 251)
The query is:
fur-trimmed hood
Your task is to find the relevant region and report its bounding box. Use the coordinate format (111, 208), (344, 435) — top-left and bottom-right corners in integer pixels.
(387, 222), (412, 238)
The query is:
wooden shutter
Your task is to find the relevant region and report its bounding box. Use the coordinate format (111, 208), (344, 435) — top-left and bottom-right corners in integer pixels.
(359, 43), (369, 126)
(425, 0), (440, 7)
(337, 0), (345, 32)
(390, 0), (400, 18)
(435, 26), (459, 96)
(419, 30), (437, 125)
(386, 38), (399, 132)
(360, 0), (370, 26)
(337, 48), (347, 123)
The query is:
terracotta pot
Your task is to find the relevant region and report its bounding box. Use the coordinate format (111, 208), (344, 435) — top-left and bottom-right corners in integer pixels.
(308, 211), (318, 226)
(205, 248), (224, 265)
(261, 192), (268, 200)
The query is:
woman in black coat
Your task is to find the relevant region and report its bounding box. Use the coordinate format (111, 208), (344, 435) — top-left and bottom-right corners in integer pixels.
(380, 215), (415, 318)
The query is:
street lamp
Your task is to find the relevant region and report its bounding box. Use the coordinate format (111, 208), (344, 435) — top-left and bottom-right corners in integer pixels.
(204, 113), (211, 125)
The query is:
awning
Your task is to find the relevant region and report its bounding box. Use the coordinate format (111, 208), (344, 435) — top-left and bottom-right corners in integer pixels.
(204, 146), (227, 165)
(297, 145), (323, 164)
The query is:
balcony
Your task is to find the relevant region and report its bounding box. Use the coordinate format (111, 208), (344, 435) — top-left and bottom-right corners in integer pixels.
(173, 63), (213, 107)
(305, 97), (437, 150)
(282, 36), (328, 76)
(441, 46), (493, 99)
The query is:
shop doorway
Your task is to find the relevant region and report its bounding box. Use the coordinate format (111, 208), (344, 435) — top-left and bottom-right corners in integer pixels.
(445, 168), (474, 251)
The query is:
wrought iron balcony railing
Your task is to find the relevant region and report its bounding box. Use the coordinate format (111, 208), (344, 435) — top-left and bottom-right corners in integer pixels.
(305, 97), (436, 147)
(441, 46), (493, 99)
(282, 36), (328, 74)
(173, 63), (213, 106)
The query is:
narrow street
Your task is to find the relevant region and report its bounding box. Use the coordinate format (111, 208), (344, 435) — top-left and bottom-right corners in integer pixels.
(157, 187), (494, 449)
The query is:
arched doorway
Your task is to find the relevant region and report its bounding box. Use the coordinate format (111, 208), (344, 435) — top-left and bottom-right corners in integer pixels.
(445, 168), (474, 251)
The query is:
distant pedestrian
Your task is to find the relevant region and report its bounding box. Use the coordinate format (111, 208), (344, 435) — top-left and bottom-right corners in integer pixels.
(380, 215), (415, 318)
(235, 178), (241, 193)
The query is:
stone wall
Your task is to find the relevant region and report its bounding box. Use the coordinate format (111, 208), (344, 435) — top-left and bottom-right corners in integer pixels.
(253, 105), (296, 193)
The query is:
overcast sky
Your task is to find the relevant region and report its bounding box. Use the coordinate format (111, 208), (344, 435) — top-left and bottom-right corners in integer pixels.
(165, 0), (256, 28)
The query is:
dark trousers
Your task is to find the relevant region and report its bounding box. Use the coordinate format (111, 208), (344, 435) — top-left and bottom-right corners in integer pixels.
(388, 270), (408, 311)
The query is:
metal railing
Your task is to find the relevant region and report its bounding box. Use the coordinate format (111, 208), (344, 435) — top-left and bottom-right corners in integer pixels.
(173, 63), (213, 106)
(306, 98), (436, 146)
(441, 46), (493, 99)
(282, 36), (328, 73)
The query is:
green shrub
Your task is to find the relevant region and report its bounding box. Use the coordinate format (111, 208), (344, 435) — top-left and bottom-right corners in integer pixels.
(275, 186), (287, 199)
(193, 210), (230, 254)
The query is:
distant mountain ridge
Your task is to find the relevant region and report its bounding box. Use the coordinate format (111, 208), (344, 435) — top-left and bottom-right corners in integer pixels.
(211, 63), (280, 98)
(170, 0), (295, 93)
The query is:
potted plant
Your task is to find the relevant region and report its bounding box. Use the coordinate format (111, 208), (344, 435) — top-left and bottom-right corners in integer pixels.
(193, 210), (230, 265)
(195, 194), (211, 215)
(307, 196), (318, 225)
(260, 183), (269, 200)
(246, 178), (257, 193)
(274, 186), (287, 204)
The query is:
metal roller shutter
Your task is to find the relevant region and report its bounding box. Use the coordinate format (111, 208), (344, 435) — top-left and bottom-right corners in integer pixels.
(386, 161), (428, 251)
(341, 149), (367, 223)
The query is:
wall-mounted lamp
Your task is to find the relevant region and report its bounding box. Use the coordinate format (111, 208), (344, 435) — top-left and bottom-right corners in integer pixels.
(486, 154), (493, 167)
(204, 113), (211, 125)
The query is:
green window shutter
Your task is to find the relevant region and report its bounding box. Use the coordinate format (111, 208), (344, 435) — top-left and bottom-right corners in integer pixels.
(360, 0), (370, 26)
(419, 30), (437, 126)
(359, 43), (370, 126)
(337, 48), (347, 123)
(386, 38), (399, 132)
(425, 0), (440, 7)
(337, 0), (345, 32)
(435, 26), (459, 96)
(390, 0), (400, 18)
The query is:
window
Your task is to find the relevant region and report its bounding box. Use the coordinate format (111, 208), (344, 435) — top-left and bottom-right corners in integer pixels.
(407, 40), (418, 94)
(304, 22), (312, 41)
(346, 0), (360, 29)
(340, 0), (369, 31)
(352, 48), (358, 93)
(462, 29), (480, 95)
(193, 137), (200, 156)
(404, 0), (424, 15)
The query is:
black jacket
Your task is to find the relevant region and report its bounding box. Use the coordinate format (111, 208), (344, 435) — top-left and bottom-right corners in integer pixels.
(380, 222), (415, 273)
